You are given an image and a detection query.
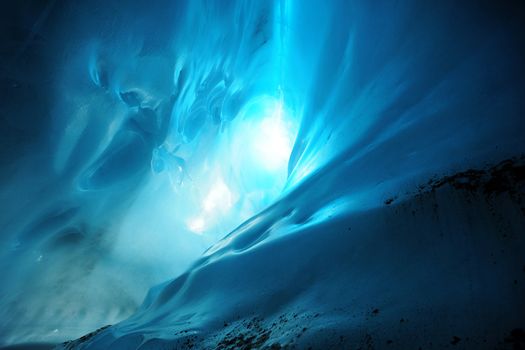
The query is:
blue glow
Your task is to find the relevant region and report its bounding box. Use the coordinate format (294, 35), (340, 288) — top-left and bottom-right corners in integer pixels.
(0, 0), (524, 347)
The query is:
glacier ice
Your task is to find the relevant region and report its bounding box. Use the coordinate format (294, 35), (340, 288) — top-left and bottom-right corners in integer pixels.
(0, 0), (524, 349)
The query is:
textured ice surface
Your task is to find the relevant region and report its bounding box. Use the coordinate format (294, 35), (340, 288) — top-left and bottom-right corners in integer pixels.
(0, 0), (524, 348)
(58, 158), (525, 349)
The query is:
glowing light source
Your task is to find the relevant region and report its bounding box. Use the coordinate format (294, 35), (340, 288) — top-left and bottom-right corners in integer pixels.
(187, 178), (237, 234)
(230, 97), (297, 177)
(183, 97), (297, 236)
(187, 216), (205, 234)
(203, 179), (233, 212)
(252, 103), (294, 171)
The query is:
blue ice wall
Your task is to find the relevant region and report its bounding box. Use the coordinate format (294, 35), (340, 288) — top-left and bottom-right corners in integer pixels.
(0, 0), (524, 346)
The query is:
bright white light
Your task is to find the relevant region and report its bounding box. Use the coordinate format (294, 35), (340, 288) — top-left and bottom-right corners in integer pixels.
(203, 179), (233, 212)
(186, 178), (236, 234)
(251, 102), (294, 171)
(182, 97), (296, 236)
(187, 216), (205, 234)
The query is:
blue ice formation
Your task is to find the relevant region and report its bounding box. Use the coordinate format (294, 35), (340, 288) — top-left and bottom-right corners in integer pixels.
(0, 0), (524, 348)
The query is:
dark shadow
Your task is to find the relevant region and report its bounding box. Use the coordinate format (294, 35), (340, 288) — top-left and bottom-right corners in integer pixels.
(0, 344), (56, 350)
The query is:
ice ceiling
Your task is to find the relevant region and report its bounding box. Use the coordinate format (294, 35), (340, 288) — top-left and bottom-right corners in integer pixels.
(0, 0), (524, 346)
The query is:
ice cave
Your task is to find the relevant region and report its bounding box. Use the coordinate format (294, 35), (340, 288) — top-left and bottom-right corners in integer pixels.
(0, 0), (524, 349)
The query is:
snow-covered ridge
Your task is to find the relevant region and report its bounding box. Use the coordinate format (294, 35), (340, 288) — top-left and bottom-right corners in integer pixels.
(57, 156), (525, 349)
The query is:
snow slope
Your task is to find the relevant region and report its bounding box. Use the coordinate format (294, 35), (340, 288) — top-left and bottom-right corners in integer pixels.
(58, 158), (525, 349)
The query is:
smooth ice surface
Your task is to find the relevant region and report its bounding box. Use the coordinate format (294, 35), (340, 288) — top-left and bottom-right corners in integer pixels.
(0, 0), (524, 347)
